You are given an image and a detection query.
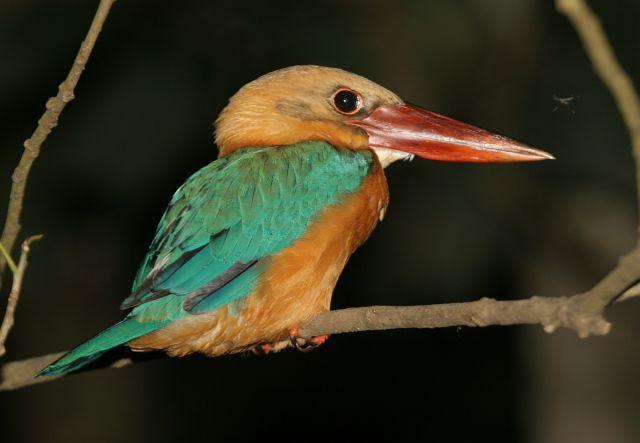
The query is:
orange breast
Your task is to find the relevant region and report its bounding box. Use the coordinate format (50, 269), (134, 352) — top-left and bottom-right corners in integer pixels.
(129, 160), (389, 357)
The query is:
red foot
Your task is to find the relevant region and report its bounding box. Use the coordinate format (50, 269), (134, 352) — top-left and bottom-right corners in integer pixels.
(289, 328), (330, 352)
(250, 342), (273, 355)
(309, 334), (329, 346)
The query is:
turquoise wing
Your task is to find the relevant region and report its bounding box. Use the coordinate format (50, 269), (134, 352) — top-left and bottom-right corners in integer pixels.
(122, 141), (374, 320)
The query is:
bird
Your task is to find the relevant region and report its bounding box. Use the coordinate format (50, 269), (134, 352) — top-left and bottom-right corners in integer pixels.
(40, 65), (553, 376)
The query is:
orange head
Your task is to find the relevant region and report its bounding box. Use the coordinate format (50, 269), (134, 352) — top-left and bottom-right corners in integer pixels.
(215, 65), (553, 166)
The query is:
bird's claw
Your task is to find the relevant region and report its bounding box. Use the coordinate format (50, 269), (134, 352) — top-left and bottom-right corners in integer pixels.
(248, 329), (330, 355)
(289, 327), (330, 352)
(250, 342), (273, 355)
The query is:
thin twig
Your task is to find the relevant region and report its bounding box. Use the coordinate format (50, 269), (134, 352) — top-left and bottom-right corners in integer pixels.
(556, 0), (640, 216)
(0, 0), (117, 291)
(0, 235), (43, 357)
(0, 242), (16, 274)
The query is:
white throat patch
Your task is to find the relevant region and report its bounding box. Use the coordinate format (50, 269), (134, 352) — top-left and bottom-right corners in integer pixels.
(372, 147), (415, 168)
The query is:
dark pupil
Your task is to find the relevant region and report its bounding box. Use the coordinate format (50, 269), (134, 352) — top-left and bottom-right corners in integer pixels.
(334, 90), (358, 113)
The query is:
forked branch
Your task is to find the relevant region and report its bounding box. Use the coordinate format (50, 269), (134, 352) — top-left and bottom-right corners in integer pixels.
(0, 0), (117, 290)
(0, 235), (43, 357)
(0, 0), (117, 359)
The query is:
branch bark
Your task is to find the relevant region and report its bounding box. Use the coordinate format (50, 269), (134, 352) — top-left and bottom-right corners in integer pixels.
(0, 235), (43, 357)
(555, 0), (640, 212)
(1, 277), (636, 392)
(0, 0), (117, 291)
(1, 0), (639, 392)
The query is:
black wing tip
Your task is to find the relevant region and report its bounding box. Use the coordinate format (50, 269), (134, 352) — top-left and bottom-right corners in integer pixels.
(119, 296), (136, 310)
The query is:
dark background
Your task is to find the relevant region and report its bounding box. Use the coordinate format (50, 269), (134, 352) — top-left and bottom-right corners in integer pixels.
(1, 1), (639, 442)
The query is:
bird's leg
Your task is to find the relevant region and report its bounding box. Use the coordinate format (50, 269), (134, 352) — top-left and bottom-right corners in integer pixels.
(249, 342), (274, 355)
(249, 339), (291, 355)
(248, 329), (330, 355)
(289, 327), (330, 352)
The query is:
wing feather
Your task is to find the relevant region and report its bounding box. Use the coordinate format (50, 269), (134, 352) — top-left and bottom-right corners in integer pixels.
(123, 142), (373, 323)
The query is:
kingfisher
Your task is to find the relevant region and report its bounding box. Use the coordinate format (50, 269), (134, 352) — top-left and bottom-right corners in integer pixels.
(41, 65), (552, 376)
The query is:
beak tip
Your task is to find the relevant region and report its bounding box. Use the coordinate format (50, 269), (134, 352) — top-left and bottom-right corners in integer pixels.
(510, 143), (555, 162)
(534, 148), (555, 161)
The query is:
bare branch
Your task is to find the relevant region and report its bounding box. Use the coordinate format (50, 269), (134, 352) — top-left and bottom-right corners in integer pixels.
(2, 257), (639, 392)
(0, 235), (43, 357)
(618, 282), (640, 302)
(1, 352), (66, 391)
(0, 242), (17, 274)
(0, 0), (117, 291)
(0, 351), (137, 391)
(556, 0), (640, 214)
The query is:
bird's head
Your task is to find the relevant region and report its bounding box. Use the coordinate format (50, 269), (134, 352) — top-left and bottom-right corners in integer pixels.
(215, 65), (553, 166)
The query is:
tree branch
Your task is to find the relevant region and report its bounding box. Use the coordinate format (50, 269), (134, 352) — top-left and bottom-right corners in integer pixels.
(2, 274), (638, 392)
(0, 0), (117, 291)
(0, 235), (43, 357)
(1, 0), (639, 392)
(556, 0), (640, 212)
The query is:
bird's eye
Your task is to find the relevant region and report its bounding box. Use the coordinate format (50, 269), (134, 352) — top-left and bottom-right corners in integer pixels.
(332, 89), (362, 115)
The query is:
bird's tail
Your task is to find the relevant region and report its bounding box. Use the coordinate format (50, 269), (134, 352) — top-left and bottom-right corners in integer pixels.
(38, 317), (165, 377)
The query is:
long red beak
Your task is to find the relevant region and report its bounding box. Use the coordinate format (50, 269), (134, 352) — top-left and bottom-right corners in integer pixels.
(345, 103), (554, 162)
